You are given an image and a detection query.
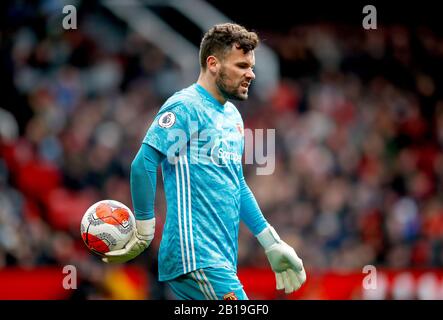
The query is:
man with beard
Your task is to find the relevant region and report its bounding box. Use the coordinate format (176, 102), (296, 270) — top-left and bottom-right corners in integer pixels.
(102, 23), (306, 300)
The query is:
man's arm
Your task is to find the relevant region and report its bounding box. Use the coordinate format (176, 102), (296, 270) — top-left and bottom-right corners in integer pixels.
(103, 143), (164, 263)
(239, 169), (306, 294)
(239, 174), (268, 235)
(131, 143), (164, 220)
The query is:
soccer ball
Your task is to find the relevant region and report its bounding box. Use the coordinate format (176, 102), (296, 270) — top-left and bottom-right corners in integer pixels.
(80, 200), (135, 256)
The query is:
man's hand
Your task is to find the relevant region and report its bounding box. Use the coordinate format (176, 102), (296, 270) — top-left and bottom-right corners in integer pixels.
(257, 225), (306, 294)
(102, 218), (155, 263)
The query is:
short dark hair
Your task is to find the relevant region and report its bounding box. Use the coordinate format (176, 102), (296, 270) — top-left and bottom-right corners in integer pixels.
(199, 23), (259, 69)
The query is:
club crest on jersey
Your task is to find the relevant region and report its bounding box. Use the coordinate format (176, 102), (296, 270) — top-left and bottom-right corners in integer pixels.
(223, 292), (238, 300)
(236, 123), (244, 136)
(158, 112), (176, 128)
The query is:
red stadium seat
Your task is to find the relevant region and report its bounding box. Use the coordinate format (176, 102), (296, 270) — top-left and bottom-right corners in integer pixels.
(16, 159), (61, 202)
(46, 188), (97, 231)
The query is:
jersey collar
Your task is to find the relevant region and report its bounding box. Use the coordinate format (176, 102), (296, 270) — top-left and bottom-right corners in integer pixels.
(194, 83), (226, 111)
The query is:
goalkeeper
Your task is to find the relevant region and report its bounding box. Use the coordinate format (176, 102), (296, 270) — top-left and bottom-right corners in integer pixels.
(103, 23), (306, 300)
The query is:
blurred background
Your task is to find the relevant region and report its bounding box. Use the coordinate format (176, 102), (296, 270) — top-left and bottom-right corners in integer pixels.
(2, 0), (443, 300)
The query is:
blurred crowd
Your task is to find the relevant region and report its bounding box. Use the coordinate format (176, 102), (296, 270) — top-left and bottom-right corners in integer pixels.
(2, 1), (443, 299)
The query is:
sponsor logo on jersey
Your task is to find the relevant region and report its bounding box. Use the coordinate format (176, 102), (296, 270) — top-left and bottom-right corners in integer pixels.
(210, 138), (242, 167)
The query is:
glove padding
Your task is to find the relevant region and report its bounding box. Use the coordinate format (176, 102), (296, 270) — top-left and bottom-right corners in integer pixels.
(257, 225), (306, 294)
(102, 218), (155, 263)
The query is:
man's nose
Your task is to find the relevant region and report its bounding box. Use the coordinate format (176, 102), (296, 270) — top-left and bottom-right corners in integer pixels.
(246, 69), (255, 80)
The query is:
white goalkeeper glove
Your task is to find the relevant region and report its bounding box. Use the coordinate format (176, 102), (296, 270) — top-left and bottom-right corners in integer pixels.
(257, 225), (306, 294)
(102, 218), (155, 263)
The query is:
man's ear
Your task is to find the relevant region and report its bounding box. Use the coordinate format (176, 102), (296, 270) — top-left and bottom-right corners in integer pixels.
(206, 55), (219, 74)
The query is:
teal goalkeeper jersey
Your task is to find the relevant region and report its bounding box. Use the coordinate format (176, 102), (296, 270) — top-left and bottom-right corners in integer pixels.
(144, 83), (246, 281)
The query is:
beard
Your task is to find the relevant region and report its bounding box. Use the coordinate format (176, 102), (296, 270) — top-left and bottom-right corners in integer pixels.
(215, 68), (248, 101)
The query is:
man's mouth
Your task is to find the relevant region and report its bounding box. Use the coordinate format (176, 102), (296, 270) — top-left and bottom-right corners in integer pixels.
(241, 82), (250, 89)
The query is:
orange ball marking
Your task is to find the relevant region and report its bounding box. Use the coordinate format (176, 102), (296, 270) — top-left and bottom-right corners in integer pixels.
(96, 203), (130, 225)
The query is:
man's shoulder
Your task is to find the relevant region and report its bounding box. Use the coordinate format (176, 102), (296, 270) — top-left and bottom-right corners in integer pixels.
(160, 84), (200, 112)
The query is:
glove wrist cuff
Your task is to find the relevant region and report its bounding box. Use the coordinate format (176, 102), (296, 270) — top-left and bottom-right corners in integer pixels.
(136, 218), (155, 238)
(256, 225), (281, 250)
